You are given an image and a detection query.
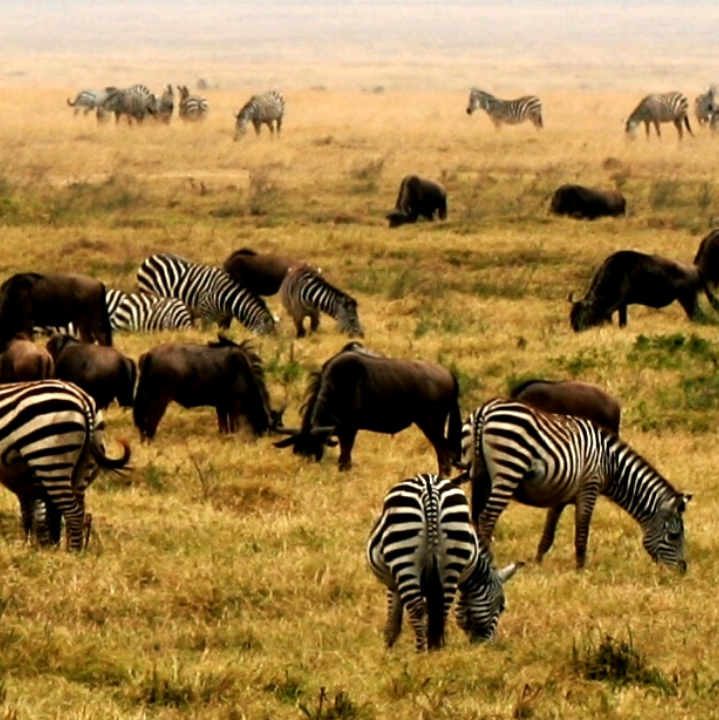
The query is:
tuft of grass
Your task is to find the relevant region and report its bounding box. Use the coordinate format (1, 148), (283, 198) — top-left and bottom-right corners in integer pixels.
(299, 687), (375, 719)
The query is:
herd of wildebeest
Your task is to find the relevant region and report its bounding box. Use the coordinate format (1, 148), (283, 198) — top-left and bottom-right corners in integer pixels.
(5, 84), (716, 651)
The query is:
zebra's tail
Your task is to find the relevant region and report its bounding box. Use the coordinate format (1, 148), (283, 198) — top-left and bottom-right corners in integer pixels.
(67, 98), (76, 107)
(99, 283), (114, 346)
(423, 551), (446, 651)
(133, 354), (153, 438)
(91, 435), (132, 472)
(684, 115), (694, 137)
(470, 411), (492, 529)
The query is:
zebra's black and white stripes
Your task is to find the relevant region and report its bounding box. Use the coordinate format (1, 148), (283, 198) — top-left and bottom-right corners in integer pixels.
(137, 253), (275, 335)
(0, 380), (130, 550)
(625, 91), (693, 140)
(694, 86), (717, 126)
(279, 263), (362, 338)
(101, 84), (159, 125)
(366, 473), (521, 651)
(461, 399), (691, 571)
(466, 89), (543, 130)
(178, 85), (209, 121)
(234, 91), (285, 140)
(107, 289), (194, 332)
(67, 87), (118, 116)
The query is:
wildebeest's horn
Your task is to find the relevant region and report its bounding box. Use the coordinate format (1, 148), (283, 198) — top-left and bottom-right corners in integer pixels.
(310, 425), (336, 437)
(453, 460), (470, 471)
(275, 426), (300, 436)
(273, 435), (299, 449)
(450, 471), (470, 485)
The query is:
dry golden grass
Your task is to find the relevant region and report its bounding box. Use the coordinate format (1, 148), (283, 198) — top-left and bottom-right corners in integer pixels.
(0, 86), (718, 719)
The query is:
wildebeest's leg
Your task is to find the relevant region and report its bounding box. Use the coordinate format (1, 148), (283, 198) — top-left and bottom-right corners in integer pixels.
(138, 397), (170, 440)
(573, 481), (601, 569)
(216, 407), (230, 434)
(337, 429), (358, 471)
(384, 589), (404, 648)
(536, 503), (569, 562)
(618, 304), (628, 327)
(678, 293), (698, 320)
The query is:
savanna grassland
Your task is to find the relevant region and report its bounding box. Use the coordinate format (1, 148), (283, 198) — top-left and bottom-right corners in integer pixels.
(1, 85), (719, 720)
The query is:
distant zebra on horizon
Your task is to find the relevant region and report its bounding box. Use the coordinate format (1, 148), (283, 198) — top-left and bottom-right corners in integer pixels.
(137, 253), (275, 335)
(234, 90), (285, 140)
(177, 86), (209, 121)
(279, 263), (362, 338)
(67, 87), (118, 116)
(466, 89), (543, 130)
(101, 84), (158, 125)
(625, 91), (693, 140)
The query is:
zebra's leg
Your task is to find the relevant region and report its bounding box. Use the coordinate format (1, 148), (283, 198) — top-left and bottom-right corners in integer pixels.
(573, 485), (601, 569)
(337, 429), (358, 471)
(18, 493), (34, 540)
(674, 118), (683, 140)
(384, 589), (404, 648)
(654, 120), (662, 139)
(536, 503), (569, 562)
(404, 596), (428, 652)
(277, 118), (282, 137)
(475, 478), (519, 551)
(309, 310), (321, 333)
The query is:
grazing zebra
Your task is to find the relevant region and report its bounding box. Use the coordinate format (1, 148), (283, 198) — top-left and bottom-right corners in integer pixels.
(625, 92), (693, 140)
(694, 85), (718, 125)
(101, 84), (159, 125)
(156, 84), (174, 124)
(279, 263), (362, 338)
(234, 90), (285, 140)
(366, 473), (521, 651)
(466, 89), (543, 130)
(177, 85), (209, 121)
(67, 87), (117, 116)
(460, 399), (691, 571)
(106, 289), (194, 332)
(0, 380), (130, 550)
(137, 253), (275, 335)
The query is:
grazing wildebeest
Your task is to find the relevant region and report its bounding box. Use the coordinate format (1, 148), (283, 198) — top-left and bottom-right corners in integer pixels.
(0, 272), (112, 350)
(386, 175), (447, 228)
(550, 184), (626, 220)
(133, 336), (282, 440)
(46, 336), (136, 410)
(0, 334), (54, 382)
(569, 251), (719, 331)
(222, 248), (297, 297)
(693, 228), (719, 288)
(274, 344), (462, 473)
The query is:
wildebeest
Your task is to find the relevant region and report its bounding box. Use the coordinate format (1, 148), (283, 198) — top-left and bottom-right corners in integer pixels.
(693, 228), (719, 288)
(274, 344), (462, 473)
(386, 175), (447, 228)
(550, 184), (626, 220)
(222, 248), (297, 296)
(0, 334), (54, 382)
(133, 336), (282, 440)
(569, 251), (719, 331)
(46, 336), (136, 410)
(510, 379), (621, 434)
(0, 272), (113, 350)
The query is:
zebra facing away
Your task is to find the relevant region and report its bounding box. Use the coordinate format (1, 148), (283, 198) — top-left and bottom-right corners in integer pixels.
(694, 86), (717, 125)
(0, 380), (130, 550)
(459, 399), (691, 572)
(279, 263), (362, 338)
(177, 85), (209, 121)
(137, 253), (275, 335)
(625, 92), (693, 140)
(367, 473), (522, 651)
(101, 84), (159, 125)
(67, 87), (117, 115)
(466, 88), (543, 130)
(234, 91), (285, 140)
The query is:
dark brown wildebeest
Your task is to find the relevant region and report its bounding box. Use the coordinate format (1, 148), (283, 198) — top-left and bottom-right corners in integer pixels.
(693, 228), (719, 288)
(274, 344), (462, 473)
(550, 184), (626, 220)
(386, 175), (447, 228)
(46, 336), (136, 410)
(133, 336), (282, 440)
(569, 250), (719, 331)
(222, 248), (297, 296)
(0, 272), (113, 350)
(0, 334), (54, 382)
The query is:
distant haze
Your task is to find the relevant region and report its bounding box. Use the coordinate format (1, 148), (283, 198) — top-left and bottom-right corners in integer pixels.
(2, 1), (718, 91)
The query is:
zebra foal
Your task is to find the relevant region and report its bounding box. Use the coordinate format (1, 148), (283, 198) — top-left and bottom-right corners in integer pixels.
(460, 399), (691, 571)
(234, 91), (285, 140)
(625, 91), (693, 140)
(279, 263), (362, 338)
(466, 88), (543, 130)
(366, 473), (521, 651)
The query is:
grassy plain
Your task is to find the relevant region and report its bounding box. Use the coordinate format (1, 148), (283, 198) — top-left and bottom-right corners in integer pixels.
(0, 87), (718, 719)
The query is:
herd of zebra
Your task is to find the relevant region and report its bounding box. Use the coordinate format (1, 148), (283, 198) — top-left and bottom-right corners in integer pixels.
(67, 84), (285, 140)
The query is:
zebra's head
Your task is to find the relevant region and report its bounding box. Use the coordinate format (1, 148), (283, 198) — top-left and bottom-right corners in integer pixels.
(456, 559), (522, 642)
(336, 297), (363, 338)
(624, 117), (639, 139)
(234, 113), (250, 141)
(466, 89), (489, 115)
(643, 493), (691, 573)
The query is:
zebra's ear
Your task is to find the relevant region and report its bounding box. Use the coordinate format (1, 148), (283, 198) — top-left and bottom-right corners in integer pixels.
(497, 561), (524, 584)
(679, 493), (693, 511)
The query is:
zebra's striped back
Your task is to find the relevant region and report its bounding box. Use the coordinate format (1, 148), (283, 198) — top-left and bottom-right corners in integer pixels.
(107, 289), (194, 332)
(67, 87), (117, 114)
(367, 473), (519, 650)
(102, 84), (158, 124)
(279, 263), (362, 338)
(234, 91), (285, 140)
(625, 92), (692, 139)
(466, 89), (543, 129)
(461, 398), (690, 571)
(178, 86), (209, 121)
(137, 253), (275, 335)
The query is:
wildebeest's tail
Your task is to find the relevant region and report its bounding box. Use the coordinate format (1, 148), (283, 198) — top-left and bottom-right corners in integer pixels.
(118, 357), (137, 408)
(423, 551), (445, 651)
(133, 354), (152, 437)
(99, 283), (114, 346)
(446, 374), (463, 466)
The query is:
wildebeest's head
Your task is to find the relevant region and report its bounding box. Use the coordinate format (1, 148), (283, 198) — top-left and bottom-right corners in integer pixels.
(568, 293), (607, 332)
(386, 210), (412, 228)
(273, 425), (337, 461)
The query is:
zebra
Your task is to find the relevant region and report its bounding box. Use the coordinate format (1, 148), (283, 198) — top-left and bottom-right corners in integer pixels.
(101, 84), (159, 125)
(106, 289), (194, 332)
(366, 473), (521, 651)
(156, 84), (174, 124)
(279, 263), (362, 338)
(466, 89), (543, 130)
(234, 91), (285, 140)
(694, 86), (717, 126)
(0, 380), (130, 550)
(177, 85), (209, 121)
(137, 253), (275, 335)
(625, 91), (693, 140)
(67, 87), (118, 116)
(459, 399), (691, 572)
